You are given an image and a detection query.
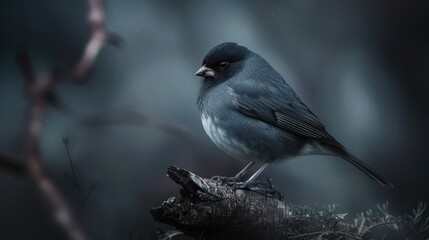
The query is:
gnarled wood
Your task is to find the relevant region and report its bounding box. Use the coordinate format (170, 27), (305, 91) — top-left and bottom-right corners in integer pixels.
(151, 166), (354, 240)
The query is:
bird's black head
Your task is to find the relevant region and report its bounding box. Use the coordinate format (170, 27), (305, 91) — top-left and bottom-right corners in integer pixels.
(195, 42), (250, 80)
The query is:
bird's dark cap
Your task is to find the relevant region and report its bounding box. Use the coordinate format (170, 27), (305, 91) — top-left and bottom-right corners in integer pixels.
(202, 42), (249, 67)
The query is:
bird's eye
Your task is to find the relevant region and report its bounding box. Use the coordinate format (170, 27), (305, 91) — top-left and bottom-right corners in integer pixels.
(219, 61), (229, 69)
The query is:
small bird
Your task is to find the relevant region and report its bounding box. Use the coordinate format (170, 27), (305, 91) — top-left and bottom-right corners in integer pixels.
(195, 42), (393, 188)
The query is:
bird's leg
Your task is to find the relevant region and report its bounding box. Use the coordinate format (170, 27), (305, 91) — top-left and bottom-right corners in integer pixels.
(232, 161), (255, 180)
(245, 161), (270, 183)
(232, 161), (270, 189)
(211, 161), (255, 183)
(228, 161), (282, 198)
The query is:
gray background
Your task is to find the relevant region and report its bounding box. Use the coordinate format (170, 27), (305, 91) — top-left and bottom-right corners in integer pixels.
(0, 0), (428, 239)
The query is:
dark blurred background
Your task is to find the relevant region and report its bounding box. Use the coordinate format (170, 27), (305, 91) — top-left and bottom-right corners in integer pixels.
(0, 0), (428, 239)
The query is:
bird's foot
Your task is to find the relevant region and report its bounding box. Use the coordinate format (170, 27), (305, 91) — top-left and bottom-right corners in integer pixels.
(228, 180), (260, 190)
(210, 175), (240, 185)
(228, 178), (283, 200)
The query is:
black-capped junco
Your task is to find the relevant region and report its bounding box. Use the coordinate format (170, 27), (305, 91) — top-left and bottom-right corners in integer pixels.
(195, 42), (393, 188)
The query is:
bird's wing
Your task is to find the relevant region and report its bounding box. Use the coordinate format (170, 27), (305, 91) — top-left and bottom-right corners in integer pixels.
(228, 79), (339, 146)
(228, 79), (394, 188)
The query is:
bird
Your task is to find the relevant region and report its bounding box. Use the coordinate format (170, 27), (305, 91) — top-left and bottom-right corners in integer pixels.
(195, 42), (393, 188)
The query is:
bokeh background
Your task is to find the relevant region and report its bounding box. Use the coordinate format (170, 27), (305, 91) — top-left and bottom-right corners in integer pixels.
(1, 0), (428, 239)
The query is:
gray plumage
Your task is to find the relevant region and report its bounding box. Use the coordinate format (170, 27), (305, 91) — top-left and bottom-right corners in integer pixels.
(196, 42), (393, 188)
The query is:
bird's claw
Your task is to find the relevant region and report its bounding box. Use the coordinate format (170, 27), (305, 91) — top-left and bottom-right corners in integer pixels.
(210, 175), (240, 184)
(209, 176), (283, 199)
(210, 176), (269, 189)
(228, 181), (259, 190)
(228, 180), (284, 199)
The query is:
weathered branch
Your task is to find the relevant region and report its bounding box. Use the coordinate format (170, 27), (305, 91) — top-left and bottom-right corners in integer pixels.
(151, 166), (357, 240)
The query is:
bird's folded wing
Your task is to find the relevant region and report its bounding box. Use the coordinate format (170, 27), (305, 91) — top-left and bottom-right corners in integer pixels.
(228, 80), (338, 146)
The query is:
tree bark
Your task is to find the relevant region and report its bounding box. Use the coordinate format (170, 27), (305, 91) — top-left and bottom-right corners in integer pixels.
(151, 166), (353, 240)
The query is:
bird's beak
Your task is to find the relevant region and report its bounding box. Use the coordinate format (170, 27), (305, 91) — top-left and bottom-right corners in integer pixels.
(195, 65), (215, 78)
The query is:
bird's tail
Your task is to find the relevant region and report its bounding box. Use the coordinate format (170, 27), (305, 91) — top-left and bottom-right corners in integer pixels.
(337, 148), (393, 188)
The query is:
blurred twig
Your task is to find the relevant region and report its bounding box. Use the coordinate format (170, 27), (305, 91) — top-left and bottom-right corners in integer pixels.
(50, 101), (200, 158)
(50, 99), (198, 146)
(0, 1), (198, 239)
(79, 183), (101, 210)
(17, 50), (88, 240)
(72, 0), (122, 83)
(0, 0), (115, 239)
(0, 153), (26, 176)
(62, 137), (81, 191)
(82, 108), (197, 144)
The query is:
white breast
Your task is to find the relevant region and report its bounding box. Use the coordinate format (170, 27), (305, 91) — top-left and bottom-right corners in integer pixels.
(201, 114), (252, 159)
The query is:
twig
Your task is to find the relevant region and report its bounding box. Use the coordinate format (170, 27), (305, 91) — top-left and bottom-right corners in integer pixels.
(0, 153), (26, 176)
(82, 108), (197, 145)
(17, 49), (36, 84)
(72, 0), (122, 83)
(18, 50), (88, 240)
(357, 216), (366, 235)
(62, 137), (80, 191)
(360, 218), (400, 238)
(3, 0), (114, 239)
(51, 102), (200, 158)
(79, 183), (100, 209)
(48, 97), (198, 150)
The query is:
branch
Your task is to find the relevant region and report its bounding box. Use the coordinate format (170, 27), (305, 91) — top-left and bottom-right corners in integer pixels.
(0, 153), (26, 176)
(1, 0), (115, 239)
(16, 50), (36, 84)
(73, 0), (121, 83)
(151, 166), (357, 240)
(24, 82), (87, 240)
(17, 50), (88, 240)
(50, 101), (199, 155)
(80, 108), (197, 145)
